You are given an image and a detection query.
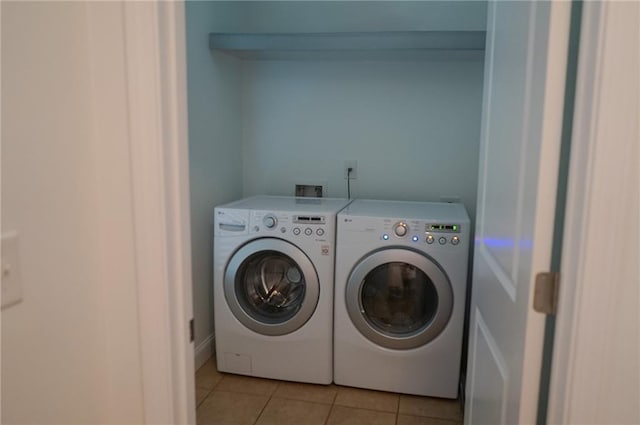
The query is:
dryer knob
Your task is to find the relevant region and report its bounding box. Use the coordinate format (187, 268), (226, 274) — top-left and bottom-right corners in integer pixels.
(394, 222), (408, 237)
(263, 215), (277, 229)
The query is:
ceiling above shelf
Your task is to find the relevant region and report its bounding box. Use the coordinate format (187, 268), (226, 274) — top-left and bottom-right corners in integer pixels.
(205, 1), (487, 60)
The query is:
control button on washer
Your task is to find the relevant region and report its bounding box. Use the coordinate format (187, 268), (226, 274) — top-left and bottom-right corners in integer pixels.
(451, 236), (460, 245)
(280, 227), (286, 233)
(263, 214), (277, 229)
(438, 237), (447, 245)
(426, 234), (435, 244)
(316, 228), (325, 236)
(292, 227), (301, 235)
(304, 228), (313, 236)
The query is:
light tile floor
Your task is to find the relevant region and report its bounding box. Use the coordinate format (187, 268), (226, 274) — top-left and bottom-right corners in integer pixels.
(196, 358), (464, 425)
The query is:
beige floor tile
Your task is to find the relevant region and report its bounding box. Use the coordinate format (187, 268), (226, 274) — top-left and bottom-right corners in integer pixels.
(334, 386), (399, 413)
(215, 374), (279, 396)
(255, 397), (331, 425)
(196, 358), (223, 390)
(326, 405), (396, 425)
(196, 387), (212, 407)
(196, 391), (268, 425)
(399, 395), (462, 421)
(273, 381), (338, 404)
(398, 414), (462, 425)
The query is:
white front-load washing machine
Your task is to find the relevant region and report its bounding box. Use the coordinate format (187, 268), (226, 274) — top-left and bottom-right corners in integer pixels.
(214, 195), (351, 384)
(334, 199), (470, 398)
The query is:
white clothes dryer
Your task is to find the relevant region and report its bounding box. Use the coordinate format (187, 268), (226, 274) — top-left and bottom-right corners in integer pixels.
(334, 199), (470, 397)
(214, 196), (351, 384)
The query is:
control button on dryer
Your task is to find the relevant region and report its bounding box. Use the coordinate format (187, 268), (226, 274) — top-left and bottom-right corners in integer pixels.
(438, 237), (447, 245)
(292, 227), (301, 235)
(451, 236), (460, 245)
(393, 222), (408, 237)
(280, 227), (286, 233)
(304, 228), (313, 236)
(316, 228), (325, 236)
(426, 234), (435, 244)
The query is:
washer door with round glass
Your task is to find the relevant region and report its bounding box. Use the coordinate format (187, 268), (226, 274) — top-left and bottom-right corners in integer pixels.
(224, 238), (320, 336)
(345, 248), (453, 350)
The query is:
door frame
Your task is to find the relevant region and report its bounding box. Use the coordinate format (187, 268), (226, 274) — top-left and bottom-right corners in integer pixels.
(122, 2), (195, 424)
(121, 1), (637, 423)
(547, 1), (639, 423)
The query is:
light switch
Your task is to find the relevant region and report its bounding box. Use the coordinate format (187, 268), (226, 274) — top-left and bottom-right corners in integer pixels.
(2, 231), (23, 309)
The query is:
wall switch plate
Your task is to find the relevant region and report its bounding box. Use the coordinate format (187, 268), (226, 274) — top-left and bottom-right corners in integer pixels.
(2, 231), (23, 309)
(344, 160), (358, 179)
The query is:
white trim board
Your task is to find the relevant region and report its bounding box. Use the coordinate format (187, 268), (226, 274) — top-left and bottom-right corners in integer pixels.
(123, 2), (195, 424)
(195, 335), (215, 371)
(547, 2), (640, 424)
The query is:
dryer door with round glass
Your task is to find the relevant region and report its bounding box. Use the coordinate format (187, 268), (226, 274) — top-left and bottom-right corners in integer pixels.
(345, 248), (453, 350)
(224, 238), (320, 336)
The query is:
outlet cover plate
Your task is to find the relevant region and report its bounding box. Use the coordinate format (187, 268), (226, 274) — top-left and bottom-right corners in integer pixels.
(344, 160), (358, 179)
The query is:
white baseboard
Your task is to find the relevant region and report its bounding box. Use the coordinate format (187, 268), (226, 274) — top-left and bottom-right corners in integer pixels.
(194, 334), (215, 371)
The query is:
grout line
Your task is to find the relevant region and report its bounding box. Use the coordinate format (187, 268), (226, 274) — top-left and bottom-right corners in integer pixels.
(324, 404), (337, 425)
(195, 387), (213, 409)
(396, 394), (402, 425)
(251, 381), (279, 425)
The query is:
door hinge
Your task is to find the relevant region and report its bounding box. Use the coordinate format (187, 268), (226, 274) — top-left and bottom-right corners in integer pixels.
(533, 272), (560, 315)
(189, 318), (194, 343)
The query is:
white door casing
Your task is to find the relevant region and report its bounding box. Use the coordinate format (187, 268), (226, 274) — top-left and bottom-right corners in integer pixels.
(547, 1), (640, 424)
(465, 2), (571, 424)
(123, 1), (196, 424)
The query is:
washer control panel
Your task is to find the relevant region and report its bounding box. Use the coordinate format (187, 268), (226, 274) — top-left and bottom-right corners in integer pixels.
(249, 211), (330, 241)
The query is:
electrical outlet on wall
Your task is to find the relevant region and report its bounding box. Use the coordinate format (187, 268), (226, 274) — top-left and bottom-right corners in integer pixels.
(344, 160), (358, 179)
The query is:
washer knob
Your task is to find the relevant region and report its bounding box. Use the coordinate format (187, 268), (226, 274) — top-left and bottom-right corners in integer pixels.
(394, 222), (408, 237)
(451, 236), (460, 245)
(263, 214), (277, 229)
(426, 234), (435, 244)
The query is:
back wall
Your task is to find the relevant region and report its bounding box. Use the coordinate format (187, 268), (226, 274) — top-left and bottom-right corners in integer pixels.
(241, 59), (484, 219)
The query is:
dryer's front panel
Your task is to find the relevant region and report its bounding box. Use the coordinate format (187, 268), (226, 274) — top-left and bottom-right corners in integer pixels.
(224, 238), (320, 336)
(346, 248), (453, 350)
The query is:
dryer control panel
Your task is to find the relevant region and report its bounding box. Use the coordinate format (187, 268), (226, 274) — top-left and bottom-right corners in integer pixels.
(342, 216), (467, 247)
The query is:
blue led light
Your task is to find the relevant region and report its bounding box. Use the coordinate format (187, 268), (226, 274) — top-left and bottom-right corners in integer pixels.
(382, 234), (389, 240)
(412, 235), (419, 242)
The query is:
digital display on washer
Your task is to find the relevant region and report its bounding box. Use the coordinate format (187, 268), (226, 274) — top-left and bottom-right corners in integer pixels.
(425, 224), (460, 233)
(294, 215), (326, 224)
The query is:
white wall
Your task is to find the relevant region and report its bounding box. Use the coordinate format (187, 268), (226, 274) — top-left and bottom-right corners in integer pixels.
(1, 2), (144, 423)
(185, 1), (244, 368)
(241, 59), (484, 218)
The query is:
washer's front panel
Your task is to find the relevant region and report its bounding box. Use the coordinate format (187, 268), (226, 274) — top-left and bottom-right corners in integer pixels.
(224, 238), (320, 336)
